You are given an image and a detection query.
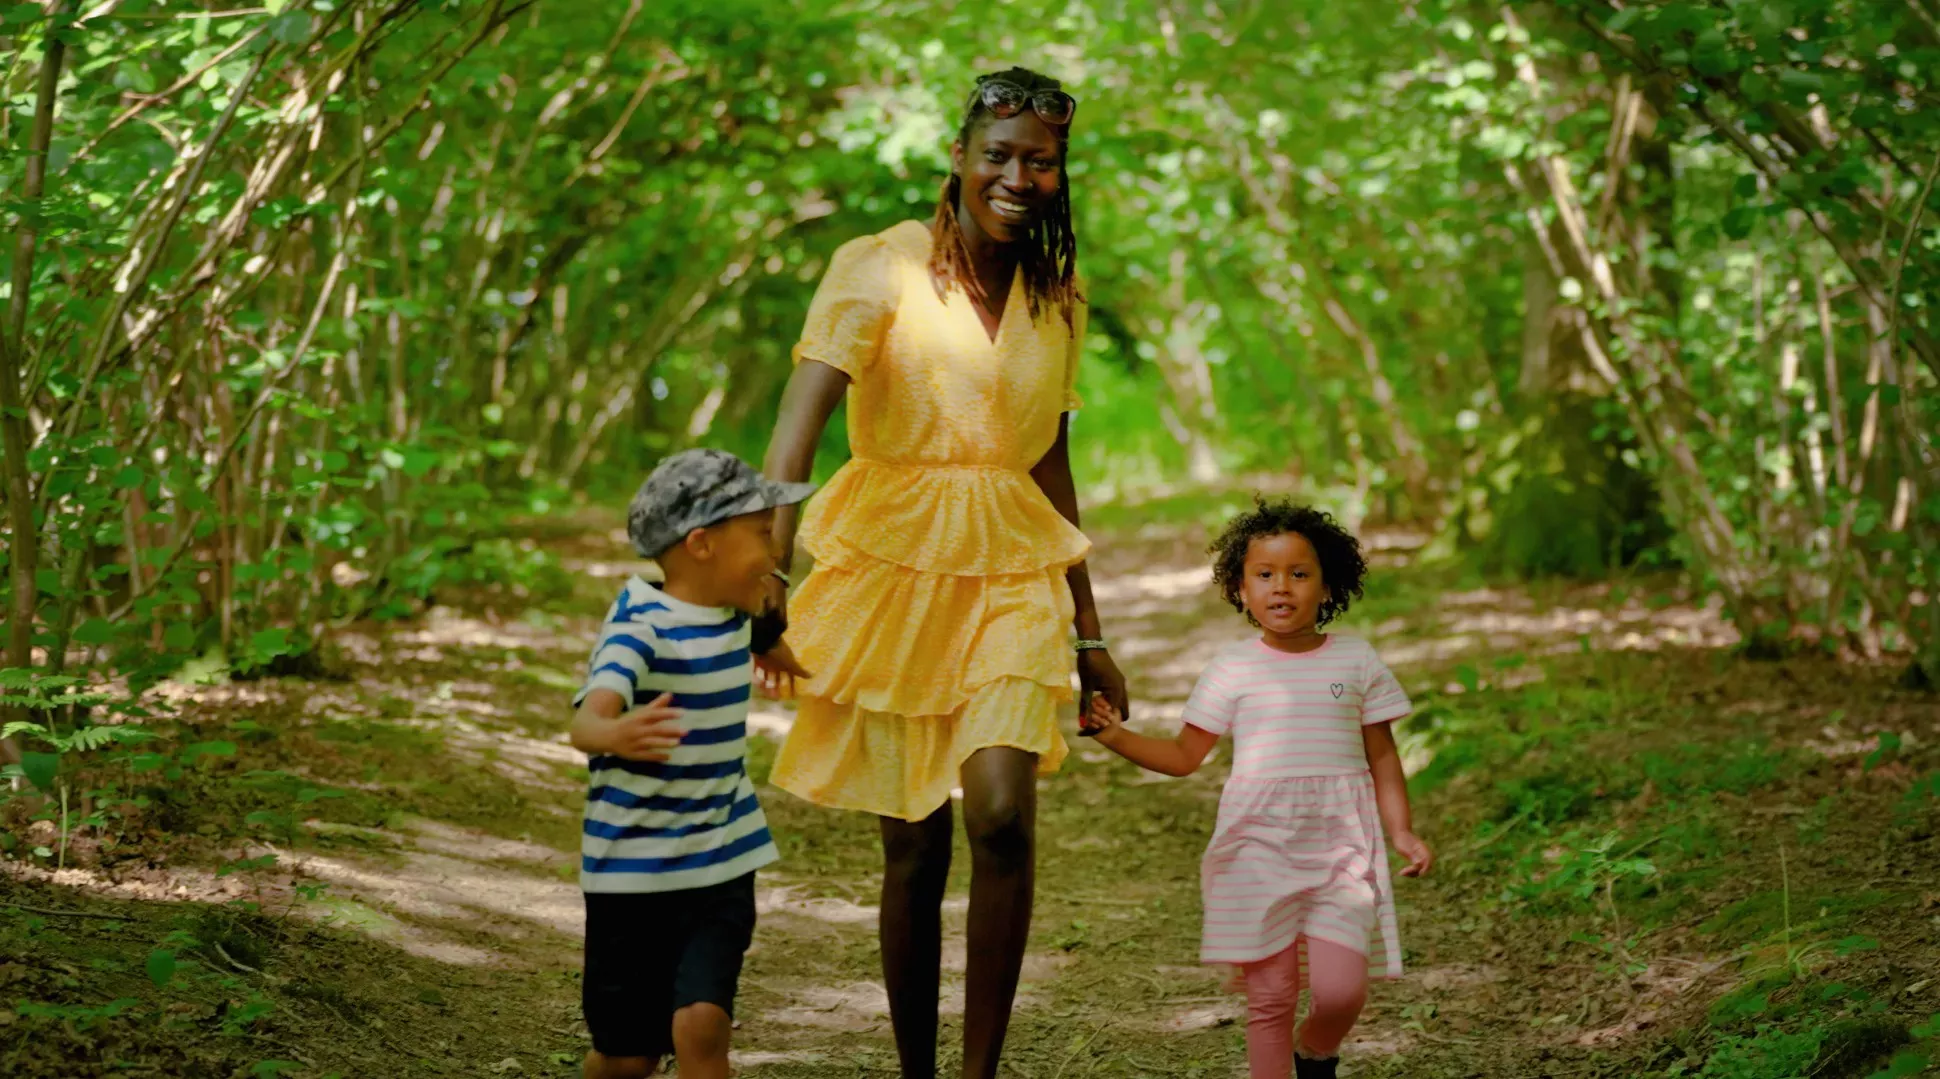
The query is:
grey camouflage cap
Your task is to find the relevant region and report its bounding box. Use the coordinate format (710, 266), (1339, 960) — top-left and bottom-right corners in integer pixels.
(626, 448), (816, 558)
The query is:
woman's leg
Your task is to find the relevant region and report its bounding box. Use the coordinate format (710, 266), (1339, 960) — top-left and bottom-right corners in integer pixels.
(1240, 941), (1303, 1079)
(880, 805), (954, 1079)
(1298, 937), (1370, 1058)
(958, 746), (1038, 1079)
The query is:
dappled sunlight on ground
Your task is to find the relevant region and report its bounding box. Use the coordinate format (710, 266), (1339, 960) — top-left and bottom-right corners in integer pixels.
(2, 858), (266, 908)
(759, 883), (878, 926)
(392, 608), (573, 652)
(752, 980), (892, 1031)
(1154, 998), (1244, 1032)
(301, 842), (578, 952)
(14, 514), (1930, 1079)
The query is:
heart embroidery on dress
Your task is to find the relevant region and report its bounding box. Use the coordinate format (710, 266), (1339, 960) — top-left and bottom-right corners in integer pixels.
(1330, 683), (1345, 699)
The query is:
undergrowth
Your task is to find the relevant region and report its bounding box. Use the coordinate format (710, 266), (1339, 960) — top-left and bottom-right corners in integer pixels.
(1398, 645), (1940, 1079)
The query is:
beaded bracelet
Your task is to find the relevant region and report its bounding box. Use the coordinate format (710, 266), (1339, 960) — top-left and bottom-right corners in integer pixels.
(1074, 638), (1108, 652)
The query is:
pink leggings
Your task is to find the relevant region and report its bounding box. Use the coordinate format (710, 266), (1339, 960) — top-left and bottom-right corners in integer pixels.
(1240, 936), (1368, 1078)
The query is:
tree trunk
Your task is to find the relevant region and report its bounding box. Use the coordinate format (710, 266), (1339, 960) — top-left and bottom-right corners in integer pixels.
(1, 1), (71, 768)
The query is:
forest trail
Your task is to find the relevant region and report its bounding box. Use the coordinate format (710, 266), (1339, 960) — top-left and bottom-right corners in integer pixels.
(3, 506), (1934, 1079)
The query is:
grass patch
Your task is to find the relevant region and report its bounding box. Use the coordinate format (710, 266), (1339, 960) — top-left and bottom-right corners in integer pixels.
(1639, 741), (1802, 796)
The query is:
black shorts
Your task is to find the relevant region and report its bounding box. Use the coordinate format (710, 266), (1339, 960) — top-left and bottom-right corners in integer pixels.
(582, 872), (757, 1060)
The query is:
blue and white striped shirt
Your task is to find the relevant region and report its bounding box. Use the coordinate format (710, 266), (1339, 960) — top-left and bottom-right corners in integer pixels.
(572, 576), (778, 894)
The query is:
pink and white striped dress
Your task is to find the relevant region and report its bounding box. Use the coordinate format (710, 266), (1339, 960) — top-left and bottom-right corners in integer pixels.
(1185, 634), (1411, 975)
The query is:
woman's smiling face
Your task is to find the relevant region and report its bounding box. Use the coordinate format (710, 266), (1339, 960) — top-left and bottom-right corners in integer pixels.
(952, 111), (1064, 245)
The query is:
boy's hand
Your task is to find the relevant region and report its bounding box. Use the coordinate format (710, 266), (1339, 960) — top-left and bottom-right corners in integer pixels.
(1079, 694), (1124, 740)
(588, 692), (685, 761)
(755, 641), (812, 700)
(1392, 830), (1434, 877)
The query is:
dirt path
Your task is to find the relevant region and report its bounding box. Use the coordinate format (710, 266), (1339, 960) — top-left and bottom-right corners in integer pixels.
(4, 511), (1935, 1078)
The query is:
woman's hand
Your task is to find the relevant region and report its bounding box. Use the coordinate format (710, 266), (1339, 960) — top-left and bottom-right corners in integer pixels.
(1077, 648), (1129, 725)
(755, 640), (812, 699)
(1392, 831), (1434, 878)
(752, 574), (791, 648)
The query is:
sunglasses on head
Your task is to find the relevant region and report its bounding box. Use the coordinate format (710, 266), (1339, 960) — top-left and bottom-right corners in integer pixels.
(969, 78), (1076, 126)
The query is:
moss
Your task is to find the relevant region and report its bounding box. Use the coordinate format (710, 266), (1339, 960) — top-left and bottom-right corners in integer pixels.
(1699, 889), (1896, 946)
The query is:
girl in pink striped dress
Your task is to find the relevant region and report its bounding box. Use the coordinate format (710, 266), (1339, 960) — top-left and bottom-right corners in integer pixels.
(1083, 499), (1432, 1079)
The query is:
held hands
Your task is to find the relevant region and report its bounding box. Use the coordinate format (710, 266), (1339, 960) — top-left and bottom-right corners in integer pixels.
(1077, 648), (1130, 735)
(750, 574), (790, 656)
(1392, 830), (1434, 878)
(586, 692), (685, 761)
(1081, 687), (1435, 878)
(755, 640), (812, 699)
(1079, 692), (1124, 741)
(752, 573), (811, 699)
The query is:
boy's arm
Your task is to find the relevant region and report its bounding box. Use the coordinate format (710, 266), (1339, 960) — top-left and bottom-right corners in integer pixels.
(1086, 698), (1218, 777)
(571, 688), (684, 761)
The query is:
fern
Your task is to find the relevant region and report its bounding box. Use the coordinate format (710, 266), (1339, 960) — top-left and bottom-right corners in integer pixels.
(1, 720), (51, 741)
(0, 692), (111, 710)
(69, 726), (130, 751)
(0, 669), (83, 691)
(1, 719), (153, 751)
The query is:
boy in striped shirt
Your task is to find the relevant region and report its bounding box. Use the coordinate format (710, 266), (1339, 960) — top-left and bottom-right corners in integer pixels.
(569, 448), (814, 1079)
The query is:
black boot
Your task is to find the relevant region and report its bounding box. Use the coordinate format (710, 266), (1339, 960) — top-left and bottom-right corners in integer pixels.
(1294, 1053), (1339, 1079)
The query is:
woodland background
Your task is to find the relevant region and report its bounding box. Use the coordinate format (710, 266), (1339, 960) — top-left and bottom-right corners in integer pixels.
(2, 2), (1938, 1078)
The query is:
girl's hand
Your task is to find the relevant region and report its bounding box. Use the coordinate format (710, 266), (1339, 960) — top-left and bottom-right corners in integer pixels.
(1392, 831), (1434, 878)
(1079, 693), (1124, 739)
(1077, 648), (1130, 722)
(755, 640), (812, 699)
(1219, 964), (1246, 995)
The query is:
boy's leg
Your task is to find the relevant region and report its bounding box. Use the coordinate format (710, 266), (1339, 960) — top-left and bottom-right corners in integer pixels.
(671, 1002), (733, 1079)
(671, 872), (759, 1078)
(1241, 940), (1303, 1079)
(583, 892), (676, 1076)
(583, 1049), (657, 1079)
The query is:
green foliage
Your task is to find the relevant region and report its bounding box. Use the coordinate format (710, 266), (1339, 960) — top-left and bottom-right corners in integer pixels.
(1468, 402), (1671, 578)
(2, 0), (1932, 716)
(1641, 742), (1798, 796)
(1699, 889), (1895, 948)
(0, 17), (1933, 1076)
(1502, 828), (1659, 911)
(1696, 1023), (1826, 1079)
(14, 997), (143, 1032)
(145, 948), (176, 989)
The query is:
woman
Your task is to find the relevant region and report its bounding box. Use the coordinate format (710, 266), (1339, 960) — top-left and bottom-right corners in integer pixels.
(760, 67), (1130, 1079)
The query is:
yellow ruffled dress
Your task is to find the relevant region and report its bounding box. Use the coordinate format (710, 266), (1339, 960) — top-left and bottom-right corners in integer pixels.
(771, 220), (1091, 822)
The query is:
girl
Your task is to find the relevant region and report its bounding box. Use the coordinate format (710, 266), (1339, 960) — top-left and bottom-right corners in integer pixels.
(1082, 499), (1432, 1079)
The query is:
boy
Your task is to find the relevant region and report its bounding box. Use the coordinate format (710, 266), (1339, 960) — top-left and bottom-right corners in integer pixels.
(569, 448), (814, 1079)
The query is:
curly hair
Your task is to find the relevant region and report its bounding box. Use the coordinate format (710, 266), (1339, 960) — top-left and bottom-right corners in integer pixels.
(1209, 498), (1369, 628)
(929, 66), (1080, 327)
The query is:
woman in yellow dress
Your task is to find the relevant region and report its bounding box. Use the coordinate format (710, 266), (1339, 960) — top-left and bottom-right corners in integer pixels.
(759, 67), (1130, 1079)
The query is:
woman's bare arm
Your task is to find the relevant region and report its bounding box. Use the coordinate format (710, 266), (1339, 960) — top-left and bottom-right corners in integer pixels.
(763, 360), (849, 568)
(1030, 417), (1101, 642)
(1032, 415), (1130, 718)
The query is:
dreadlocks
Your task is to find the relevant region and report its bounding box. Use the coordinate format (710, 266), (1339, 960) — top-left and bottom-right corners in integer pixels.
(929, 66), (1081, 327)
